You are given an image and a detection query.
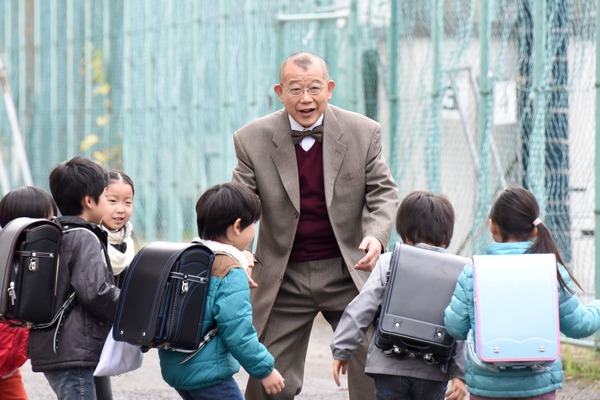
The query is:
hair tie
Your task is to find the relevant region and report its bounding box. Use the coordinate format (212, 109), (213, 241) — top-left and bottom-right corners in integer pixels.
(533, 217), (542, 227)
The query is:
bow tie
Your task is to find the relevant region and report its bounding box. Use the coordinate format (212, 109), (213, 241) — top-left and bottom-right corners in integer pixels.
(291, 126), (324, 145)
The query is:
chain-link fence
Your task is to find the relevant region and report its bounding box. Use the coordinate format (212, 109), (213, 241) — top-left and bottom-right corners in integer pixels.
(1, 0), (598, 308)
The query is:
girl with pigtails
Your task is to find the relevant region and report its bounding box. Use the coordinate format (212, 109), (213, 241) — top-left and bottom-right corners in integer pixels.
(445, 187), (600, 399)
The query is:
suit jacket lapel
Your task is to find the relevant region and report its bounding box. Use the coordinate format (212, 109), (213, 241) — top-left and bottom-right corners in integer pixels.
(322, 106), (346, 208)
(271, 111), (301, 212)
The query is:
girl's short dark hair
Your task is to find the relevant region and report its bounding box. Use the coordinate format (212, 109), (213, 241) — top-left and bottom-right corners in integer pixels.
(196, 182), (261, 240)
(108, 169), (135, 196)
(0, 186), (57, 227)
(396, 190), (455, 248)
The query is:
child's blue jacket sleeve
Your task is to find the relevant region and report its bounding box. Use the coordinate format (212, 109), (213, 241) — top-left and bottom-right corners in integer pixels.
(444, 263), (473, 341)
(557, 265), (600, 338)
(214, 268), (274, 379)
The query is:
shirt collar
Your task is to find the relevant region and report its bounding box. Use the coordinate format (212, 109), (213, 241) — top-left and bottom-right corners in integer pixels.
(288, 115), (324, 131)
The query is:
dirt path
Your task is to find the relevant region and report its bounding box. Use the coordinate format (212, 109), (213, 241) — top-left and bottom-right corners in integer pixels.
(20, 314), (600, 399)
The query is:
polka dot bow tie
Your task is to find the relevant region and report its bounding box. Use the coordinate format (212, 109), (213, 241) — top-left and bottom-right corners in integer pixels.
(291, 125), (324, 145)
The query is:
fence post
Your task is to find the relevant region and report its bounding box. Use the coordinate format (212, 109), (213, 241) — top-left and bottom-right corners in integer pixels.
(0, 58), (33, 189)
(473, 0), (493, 253)
(595, 0), (600, 349)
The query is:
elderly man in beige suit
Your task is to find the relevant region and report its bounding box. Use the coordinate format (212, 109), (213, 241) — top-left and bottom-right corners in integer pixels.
(232, 52), (398, 400)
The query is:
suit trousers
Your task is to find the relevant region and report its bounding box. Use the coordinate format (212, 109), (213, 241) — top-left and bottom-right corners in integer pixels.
(245, 257), (375, 400)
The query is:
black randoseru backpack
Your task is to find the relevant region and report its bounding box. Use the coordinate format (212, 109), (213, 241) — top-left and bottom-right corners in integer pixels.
(113, 241), (216, 363)
(0, 217), (71, 327)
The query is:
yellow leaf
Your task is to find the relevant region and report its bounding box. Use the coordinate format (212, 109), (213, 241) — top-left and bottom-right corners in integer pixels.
(93, 151), (108, 164)
(80, 135), (99, 152)
(93, 83), (111, 96)
(96, 115), (110, 127)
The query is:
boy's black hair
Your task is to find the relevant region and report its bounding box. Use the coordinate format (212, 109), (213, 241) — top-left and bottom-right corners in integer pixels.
(196, 182), (261, 240)
(0, 186), (58, 227)
(49, 156), (109, 217)
(108, 169), (135, 196)
(396, 190), (454, 247)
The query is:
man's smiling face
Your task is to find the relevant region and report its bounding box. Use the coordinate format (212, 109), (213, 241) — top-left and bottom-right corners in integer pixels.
(274, 57), (335, 128)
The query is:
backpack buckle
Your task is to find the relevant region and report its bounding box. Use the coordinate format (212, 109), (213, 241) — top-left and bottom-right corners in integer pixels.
(28, 257), (38, 271)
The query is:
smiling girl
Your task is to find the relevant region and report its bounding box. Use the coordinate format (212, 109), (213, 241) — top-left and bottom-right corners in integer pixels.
(101, 170), (136, 288)
(96, 170), (136, 400)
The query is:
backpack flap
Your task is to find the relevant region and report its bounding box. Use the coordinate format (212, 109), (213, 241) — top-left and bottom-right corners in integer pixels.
(376, 243), (468, 363)
(0, 218), (62, 325)
(473, 253), (560, 369)
(113, 242), (182, 346)
(113, 241), (214, 351)
(154, 244), (213, 350)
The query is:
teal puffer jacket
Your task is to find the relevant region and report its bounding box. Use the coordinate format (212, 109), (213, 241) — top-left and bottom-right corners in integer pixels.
(444, 241), (600, 397)
(159, 257), (274, 391)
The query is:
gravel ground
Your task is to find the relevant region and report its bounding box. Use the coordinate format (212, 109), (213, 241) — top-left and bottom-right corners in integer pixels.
(19, 314), (600, 399)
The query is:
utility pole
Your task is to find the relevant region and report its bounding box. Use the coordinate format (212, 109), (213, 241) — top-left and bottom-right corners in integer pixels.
(0, 57), (34, 193)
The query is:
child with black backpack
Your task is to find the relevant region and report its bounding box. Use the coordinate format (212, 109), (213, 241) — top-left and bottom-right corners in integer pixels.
(158, 182), (284, 399)
(0, 186), (57, 400)
(27, 156), (120, 399)
(331, 191), (466, 400)
(444, 187), (600, 399)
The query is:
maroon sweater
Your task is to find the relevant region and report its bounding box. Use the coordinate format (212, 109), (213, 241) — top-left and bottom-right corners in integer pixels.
(290, 142), (341, 262)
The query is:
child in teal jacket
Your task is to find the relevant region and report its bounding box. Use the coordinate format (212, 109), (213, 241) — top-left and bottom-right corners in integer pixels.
(159, 183), (284, 399)
(444, 187), (600, 399)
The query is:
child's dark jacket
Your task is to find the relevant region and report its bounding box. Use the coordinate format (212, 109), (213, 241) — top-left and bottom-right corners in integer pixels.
(28, 216), (120, 372)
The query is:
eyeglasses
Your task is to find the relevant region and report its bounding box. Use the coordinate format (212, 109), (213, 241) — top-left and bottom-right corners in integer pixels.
(284, 84), (327, 97)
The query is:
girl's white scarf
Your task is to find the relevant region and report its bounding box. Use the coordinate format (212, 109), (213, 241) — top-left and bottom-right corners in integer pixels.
(103, 221), (135, 275)
(192, 238), (249, 270)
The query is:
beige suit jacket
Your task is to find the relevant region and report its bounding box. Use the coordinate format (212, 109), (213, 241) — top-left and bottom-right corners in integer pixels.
(232, 104), (398, 334)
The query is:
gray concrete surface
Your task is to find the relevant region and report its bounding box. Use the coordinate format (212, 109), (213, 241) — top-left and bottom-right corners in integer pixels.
(19, 313), (600, 399)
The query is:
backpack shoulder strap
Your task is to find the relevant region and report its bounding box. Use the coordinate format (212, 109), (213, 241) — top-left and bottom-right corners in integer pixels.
(384, 242), (403, 285)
